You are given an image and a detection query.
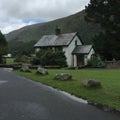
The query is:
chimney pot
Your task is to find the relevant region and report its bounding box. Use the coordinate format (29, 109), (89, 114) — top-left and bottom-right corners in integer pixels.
(55, 26), (61, 35)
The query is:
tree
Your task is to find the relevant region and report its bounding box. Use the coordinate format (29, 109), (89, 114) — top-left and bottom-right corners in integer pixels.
(85, 0), (120, 60)
(0, 31), (8, 63)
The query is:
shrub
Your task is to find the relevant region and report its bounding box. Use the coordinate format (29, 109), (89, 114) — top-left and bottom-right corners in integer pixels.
(88, 55), (104, 68)
(14, 55), (31, 63)
(0, 56), (6, 64)
(31, 49), (67, 67)
(31, 57), (40, 65)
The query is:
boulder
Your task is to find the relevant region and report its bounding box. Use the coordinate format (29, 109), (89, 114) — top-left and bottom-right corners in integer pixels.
(36, 67), (48, 75)
(20, 64), (31, 72)
(82, 80), (101, 88)
(54, 73), (72, 80)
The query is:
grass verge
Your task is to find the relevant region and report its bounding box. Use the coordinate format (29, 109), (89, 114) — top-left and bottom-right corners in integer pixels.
(14, 69), (120, 111)
(6, 58), (14, 64)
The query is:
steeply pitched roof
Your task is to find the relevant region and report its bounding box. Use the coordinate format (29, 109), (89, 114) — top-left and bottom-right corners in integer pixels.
(34, 32), (77, 47)
(72, 45), (93, 54)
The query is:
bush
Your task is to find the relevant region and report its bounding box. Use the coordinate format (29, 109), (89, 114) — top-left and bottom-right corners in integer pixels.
(31, 57), (40, 65)
(31, 49), (67, 67)
(88, 55), (104, 68)
(14, 55), (31, 63)
(0, 55), (6, 64)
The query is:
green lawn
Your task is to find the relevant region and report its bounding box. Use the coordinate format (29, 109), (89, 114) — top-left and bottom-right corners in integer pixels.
(6, 58), (14, 64)
(14, 69), (120, 111)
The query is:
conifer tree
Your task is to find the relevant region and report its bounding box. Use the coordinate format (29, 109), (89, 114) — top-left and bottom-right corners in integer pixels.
(0, 31), (8, 63)
(85, 0), (120, 60)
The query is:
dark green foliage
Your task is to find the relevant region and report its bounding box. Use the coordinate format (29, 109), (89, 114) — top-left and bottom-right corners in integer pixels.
(8, 40), (36, 56)
(88, 55), (104, 68)
(92, 55), (103, 68)
(85, 0), (120, 60)
(14, 55), (31, 63)
(31, 49), (67, 67)
(6, 10), (102, 55)
(93, 32), (120, 60)
(31, 57), (41, 65)
(0, 31), (8, 63)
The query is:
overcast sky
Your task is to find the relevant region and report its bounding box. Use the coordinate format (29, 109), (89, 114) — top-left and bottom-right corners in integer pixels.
(0, 0), (90, 34)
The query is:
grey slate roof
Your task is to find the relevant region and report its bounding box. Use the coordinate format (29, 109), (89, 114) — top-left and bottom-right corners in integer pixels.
(72, 45), (92, 54)
(34, 32), (77, 47)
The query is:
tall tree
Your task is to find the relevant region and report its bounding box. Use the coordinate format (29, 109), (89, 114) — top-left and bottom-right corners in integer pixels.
(85, 0), (120, 60)
(0, 31), (8, 63)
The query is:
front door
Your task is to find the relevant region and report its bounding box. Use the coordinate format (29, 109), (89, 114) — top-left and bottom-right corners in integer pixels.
(77, 55), (84, 66)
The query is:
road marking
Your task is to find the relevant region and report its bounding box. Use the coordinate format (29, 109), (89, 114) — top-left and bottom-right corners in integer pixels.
(0, 81), (8, 84)
(2, 68), (13, 72)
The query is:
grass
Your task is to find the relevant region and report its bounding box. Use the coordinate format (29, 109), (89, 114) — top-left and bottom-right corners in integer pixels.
(6, 58), (24, 64)
(14, 69), (120, 111)
(6, 58), (14, 64)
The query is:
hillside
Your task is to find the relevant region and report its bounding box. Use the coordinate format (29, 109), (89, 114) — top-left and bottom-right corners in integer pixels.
(6, 10), (102, 55)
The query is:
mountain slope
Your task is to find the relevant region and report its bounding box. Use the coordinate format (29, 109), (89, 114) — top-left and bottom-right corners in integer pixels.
(6, 10), (102, 54)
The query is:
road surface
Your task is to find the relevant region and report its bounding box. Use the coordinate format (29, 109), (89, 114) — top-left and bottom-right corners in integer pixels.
(0, 68), (120, 120)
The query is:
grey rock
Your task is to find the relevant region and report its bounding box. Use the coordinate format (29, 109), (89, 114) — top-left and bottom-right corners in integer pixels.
(20, 64), (31, 72)
(82, 80), (101, 88)
(36, 67), (48, 75)
(54, 73), (72, 80)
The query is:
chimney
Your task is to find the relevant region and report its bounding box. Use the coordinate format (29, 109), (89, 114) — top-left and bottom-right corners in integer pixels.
(55, 26), (61, 35)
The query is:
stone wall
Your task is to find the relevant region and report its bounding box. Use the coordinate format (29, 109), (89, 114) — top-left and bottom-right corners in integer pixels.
(104, 60), (120, 69)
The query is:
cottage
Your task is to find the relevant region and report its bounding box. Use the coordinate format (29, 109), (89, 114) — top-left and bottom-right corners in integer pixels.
(34, 27), (95, 67)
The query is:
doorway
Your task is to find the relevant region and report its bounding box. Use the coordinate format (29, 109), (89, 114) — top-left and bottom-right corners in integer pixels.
(77, 55), (84, 66)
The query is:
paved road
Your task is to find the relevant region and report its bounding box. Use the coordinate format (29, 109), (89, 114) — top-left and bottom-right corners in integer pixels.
(0, 69), (120, 120)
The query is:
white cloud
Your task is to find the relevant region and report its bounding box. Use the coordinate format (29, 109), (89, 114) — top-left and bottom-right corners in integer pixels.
(1, 19), (37, 34)
(0, 0), (90, 34)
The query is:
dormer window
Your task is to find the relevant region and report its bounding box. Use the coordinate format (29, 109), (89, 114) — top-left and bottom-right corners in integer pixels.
(75, 40), (77, 46)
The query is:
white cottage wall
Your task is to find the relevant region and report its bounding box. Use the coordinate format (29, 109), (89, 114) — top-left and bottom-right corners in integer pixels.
(35, 48), (40, 53)
(73, 55), (77, 67)
(63, 36), (82, 67)
(84, 48), (95, 65)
